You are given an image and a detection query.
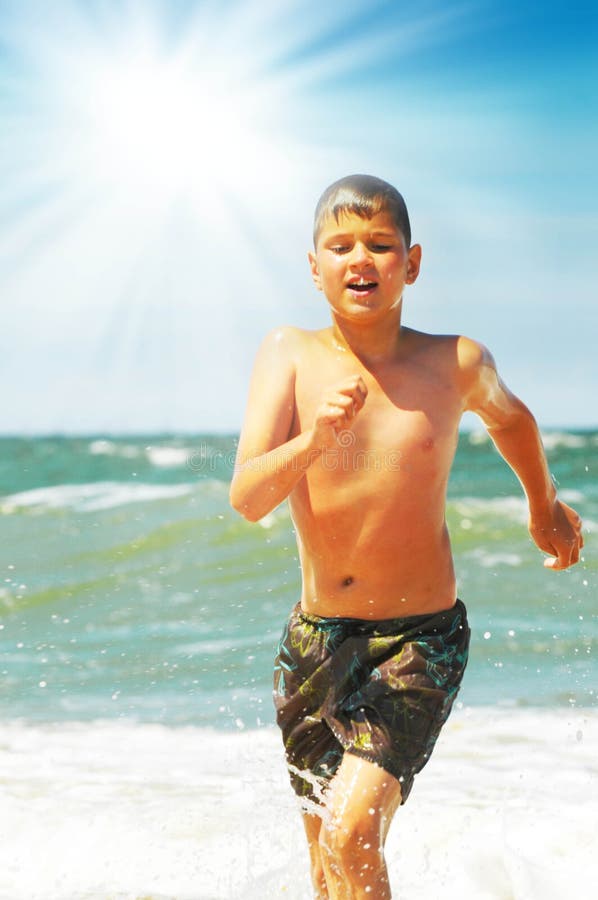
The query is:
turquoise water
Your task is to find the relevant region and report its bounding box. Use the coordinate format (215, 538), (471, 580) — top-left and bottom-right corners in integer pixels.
(0, 432), (596, 727)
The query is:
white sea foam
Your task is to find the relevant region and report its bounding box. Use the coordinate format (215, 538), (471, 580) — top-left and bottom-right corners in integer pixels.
(465, 548), (523, 567)
(580, 517), (597, 533)
(467, 429), (491, 445)
(452, 496), (529, 524)
(0, 709), (596, 899)
(88, 440), (141, 458)
(0, 481), (193, 513)
(145, 446), (192, 468)
(541, 431), (588, 451)
(88, 439), (196, 466)
(467, 430), (591, 452)
(559, 488), (586, 503)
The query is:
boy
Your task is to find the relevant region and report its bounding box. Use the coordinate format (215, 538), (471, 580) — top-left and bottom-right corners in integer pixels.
(229, 174), (583, 899)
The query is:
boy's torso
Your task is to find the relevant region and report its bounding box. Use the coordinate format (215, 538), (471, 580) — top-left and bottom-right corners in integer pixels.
(288, 326), (466, 619)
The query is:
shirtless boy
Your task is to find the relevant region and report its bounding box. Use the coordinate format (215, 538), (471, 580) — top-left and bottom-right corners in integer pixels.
(229, 174), (583, 899)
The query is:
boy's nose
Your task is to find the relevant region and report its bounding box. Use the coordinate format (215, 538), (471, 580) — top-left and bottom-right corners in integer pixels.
(350, 242), (373, 266)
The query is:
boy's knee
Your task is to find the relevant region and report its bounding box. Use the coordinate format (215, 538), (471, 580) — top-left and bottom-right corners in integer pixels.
(319, 815), (381, 863)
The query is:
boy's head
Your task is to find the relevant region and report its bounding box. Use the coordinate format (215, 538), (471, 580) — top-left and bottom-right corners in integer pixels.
(313, 174), (411, 249)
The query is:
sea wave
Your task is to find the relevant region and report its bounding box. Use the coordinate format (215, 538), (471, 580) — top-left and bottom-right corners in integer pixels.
(467, 429), (491, 445)
(88, 439), (142, 458)
(541, 431), (592, 450)
(464, 548), (523, 567)
(145, 446), (191, 467)
(467, 429), (595, 452)
(0, 481), (195, 513)
(0, 711), (595, 900)
(87, 437), (232, 472)
(450, 495), (529, 523)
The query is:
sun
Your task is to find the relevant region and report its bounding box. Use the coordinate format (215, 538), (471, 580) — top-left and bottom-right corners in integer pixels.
(68, 32), (290, 210)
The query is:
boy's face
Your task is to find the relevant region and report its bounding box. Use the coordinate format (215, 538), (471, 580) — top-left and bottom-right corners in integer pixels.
(308, 210), (421, 322)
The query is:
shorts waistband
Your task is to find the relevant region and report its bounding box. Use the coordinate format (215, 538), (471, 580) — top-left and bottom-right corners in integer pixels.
(296, 599), (466, 638)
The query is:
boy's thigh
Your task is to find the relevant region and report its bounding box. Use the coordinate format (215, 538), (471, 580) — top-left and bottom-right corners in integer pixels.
(325, 753), (402, 843)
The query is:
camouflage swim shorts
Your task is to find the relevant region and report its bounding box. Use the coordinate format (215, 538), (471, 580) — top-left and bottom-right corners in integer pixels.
(273, 600), (470, 804)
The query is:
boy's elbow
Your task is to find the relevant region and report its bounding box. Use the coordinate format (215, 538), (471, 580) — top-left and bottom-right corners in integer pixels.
(229, 482), (262, 523)
(486, 397), (536, 436)
(232, 502), (263, 524)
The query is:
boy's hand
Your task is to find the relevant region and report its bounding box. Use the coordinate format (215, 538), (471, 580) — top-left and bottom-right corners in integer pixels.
(311, 375), (367, 450)
(528, 499), (584, 570)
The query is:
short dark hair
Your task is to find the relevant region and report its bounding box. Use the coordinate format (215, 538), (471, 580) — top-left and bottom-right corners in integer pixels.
(313, 174), (411, 248)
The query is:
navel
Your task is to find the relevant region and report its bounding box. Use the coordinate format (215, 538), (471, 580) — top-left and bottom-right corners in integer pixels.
(341, 575), (354, 587)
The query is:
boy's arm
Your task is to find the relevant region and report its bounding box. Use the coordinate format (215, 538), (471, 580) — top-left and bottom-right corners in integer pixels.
(458, 338), (583, 570)
(229, 327), (366, 522)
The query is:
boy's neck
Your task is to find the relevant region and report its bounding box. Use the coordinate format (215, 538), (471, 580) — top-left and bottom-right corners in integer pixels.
(330, 304), (406, 366)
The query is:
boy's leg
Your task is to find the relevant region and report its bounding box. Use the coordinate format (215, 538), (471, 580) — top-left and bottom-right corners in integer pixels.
(318, 753), (402, 899)
(302, 812), (329, 899)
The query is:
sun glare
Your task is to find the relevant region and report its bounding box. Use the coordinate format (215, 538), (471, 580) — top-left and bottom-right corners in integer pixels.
(81, 45), (284, 204)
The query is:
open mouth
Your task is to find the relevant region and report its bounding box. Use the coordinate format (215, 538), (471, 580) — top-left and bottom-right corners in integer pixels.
(347, 281), (377, 293)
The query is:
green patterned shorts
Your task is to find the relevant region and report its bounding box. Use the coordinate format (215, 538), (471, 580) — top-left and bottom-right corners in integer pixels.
(273, 600), (470, 804)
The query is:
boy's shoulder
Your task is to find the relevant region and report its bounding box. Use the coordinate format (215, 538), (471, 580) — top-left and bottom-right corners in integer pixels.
(404, 330), (498, 404)
(404, 328), (493, 370)
(258, 324), (331, 358)
(258, 326), (495, 384)
(261, 324), (327, 343)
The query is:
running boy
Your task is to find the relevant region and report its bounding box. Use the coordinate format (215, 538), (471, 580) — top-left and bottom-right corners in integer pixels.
(229, 174), (583, 899)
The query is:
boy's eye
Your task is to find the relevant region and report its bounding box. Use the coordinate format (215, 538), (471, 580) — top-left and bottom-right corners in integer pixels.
(330, 245), (350, 254)
(372, 243), (392, 252)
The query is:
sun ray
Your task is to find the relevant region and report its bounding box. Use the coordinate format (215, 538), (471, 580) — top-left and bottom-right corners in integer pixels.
(3, 0), (592, 431)
(0, 0), (486, 428)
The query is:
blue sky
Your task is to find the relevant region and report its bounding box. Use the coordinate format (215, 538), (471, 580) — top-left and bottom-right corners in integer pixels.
(1, 0), (596, 433)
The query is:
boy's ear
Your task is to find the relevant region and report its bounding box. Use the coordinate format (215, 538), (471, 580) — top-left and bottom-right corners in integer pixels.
(405, 243), (422, 285)
(308, 250), (323, 291)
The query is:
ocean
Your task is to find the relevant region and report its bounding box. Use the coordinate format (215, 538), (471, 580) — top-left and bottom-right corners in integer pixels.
(1, 431), (596, 899)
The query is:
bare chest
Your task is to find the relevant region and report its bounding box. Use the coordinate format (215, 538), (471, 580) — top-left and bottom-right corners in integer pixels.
(293, 356), (461, 471)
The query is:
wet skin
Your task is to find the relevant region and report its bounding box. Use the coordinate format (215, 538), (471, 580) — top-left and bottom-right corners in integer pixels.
(230, 210), (583, 620)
